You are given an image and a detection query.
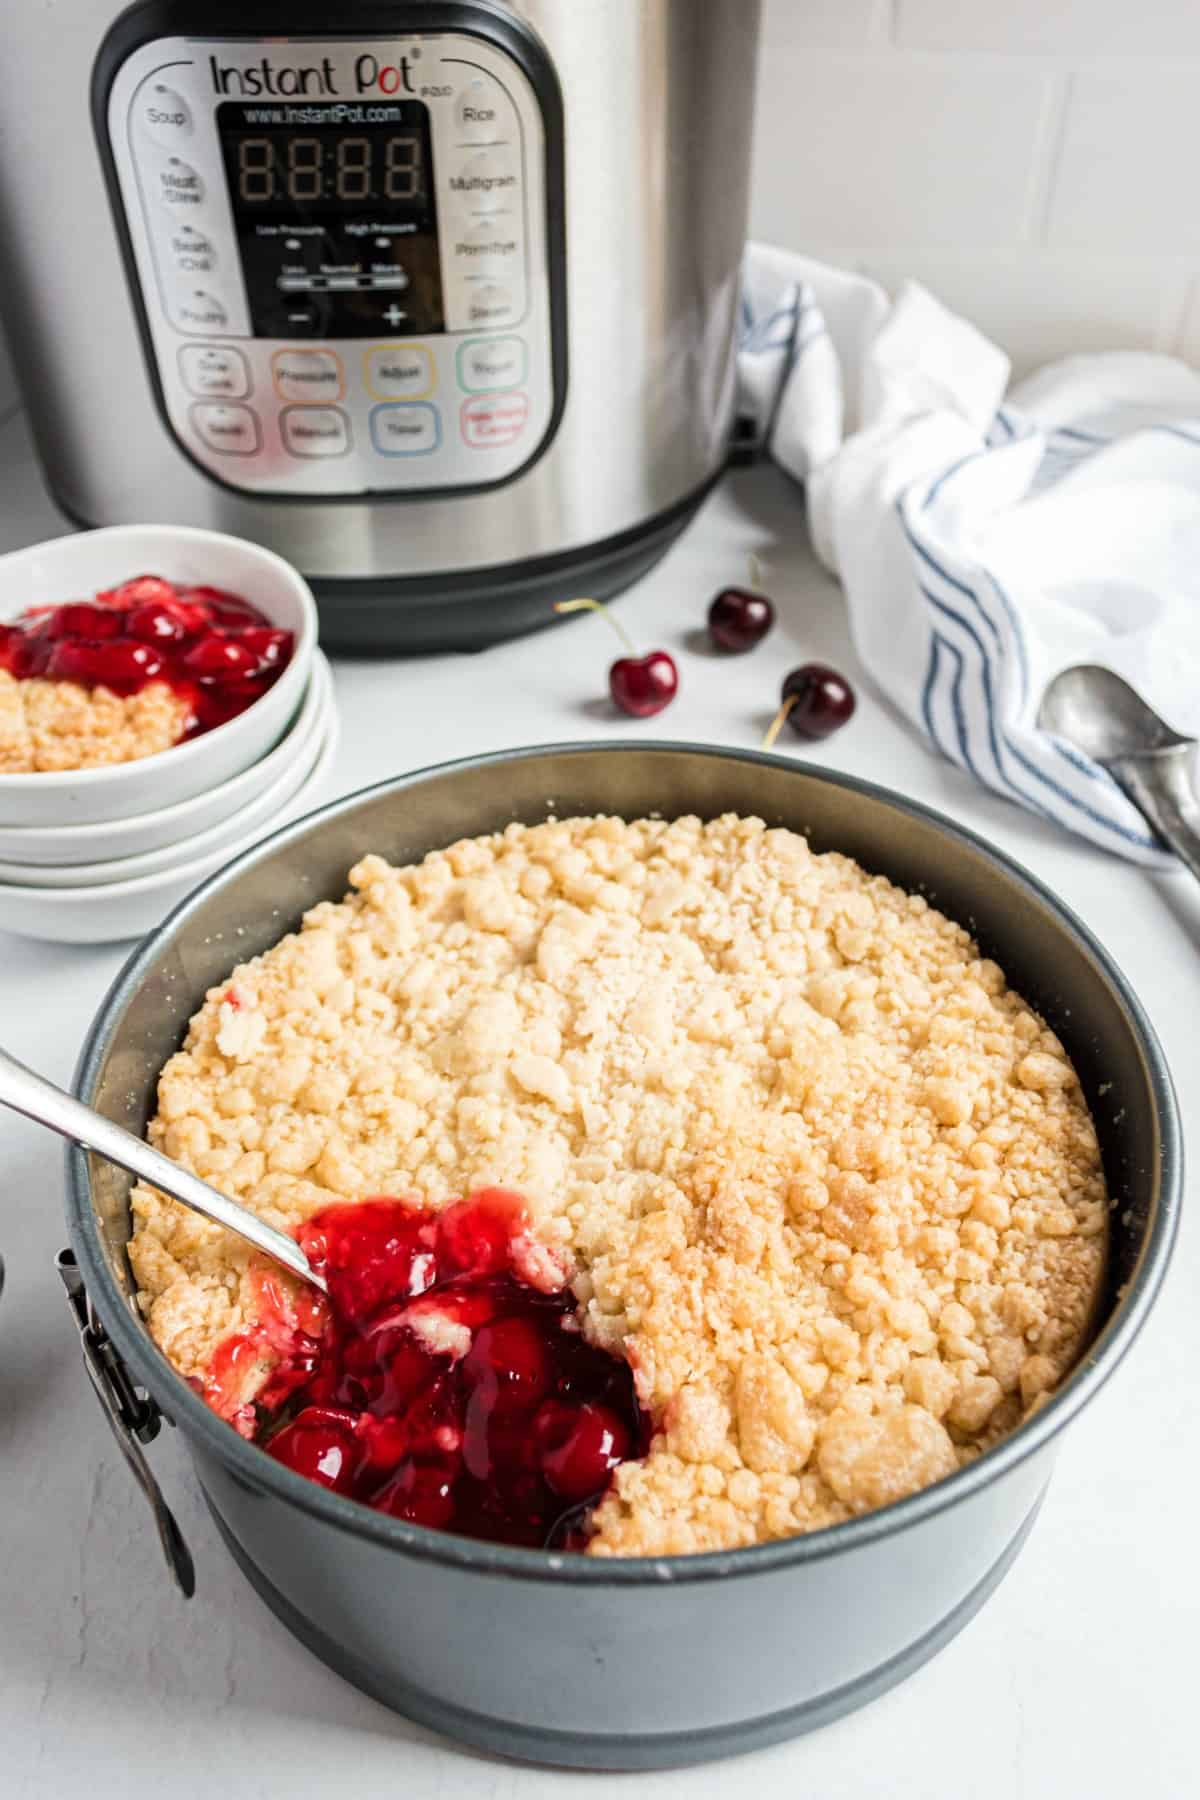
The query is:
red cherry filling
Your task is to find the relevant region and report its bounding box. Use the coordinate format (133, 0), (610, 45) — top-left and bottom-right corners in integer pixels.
(0, 571), (293, 741)
(206, 1190), (650, 1549)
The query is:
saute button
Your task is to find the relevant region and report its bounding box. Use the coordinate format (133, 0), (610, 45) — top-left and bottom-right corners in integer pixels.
(281, 406), (352, 458)
(190, 402), (261, 456)
(455, 78), (503, 142)
(461, 391), (529, 449)
(272, 348), (344, 402)
(457, 335), (526, 393)
(135, 83), (193, 145)
(370, 403), (441, 456)
(179, 345), (250, 399)
(364, 344), (434, 399)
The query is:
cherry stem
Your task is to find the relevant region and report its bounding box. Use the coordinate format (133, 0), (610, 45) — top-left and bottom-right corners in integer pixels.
(749, 552), (766, 591)
(554, 597), (637, 658)
(762, 694), (798, 750)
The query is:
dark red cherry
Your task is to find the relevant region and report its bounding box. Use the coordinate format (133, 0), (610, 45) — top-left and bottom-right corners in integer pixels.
(267, 1406), (360, 1493)
(46, 603), (124, 642)
(127, 600), (203, 645)
(609, 652), (678, 719)
(538, 1401), (631, 1502)
(102, 575), (179, 609)
(779, 663), (856, 741)
(464, 1317), (551, 1412)
(182, 635), (260, 681)
(47, 638), (166, 690)
(708, 587), (775, 653)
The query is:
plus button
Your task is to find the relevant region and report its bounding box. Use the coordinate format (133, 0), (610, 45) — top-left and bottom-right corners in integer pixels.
(383, 304), (407, 328)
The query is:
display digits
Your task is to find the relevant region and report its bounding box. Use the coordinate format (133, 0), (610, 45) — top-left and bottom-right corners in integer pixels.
(336, 137), (372, 201)
(237, 137), (276, 203)
(384, 136), (423, 201)
(286, 137), (323, 202)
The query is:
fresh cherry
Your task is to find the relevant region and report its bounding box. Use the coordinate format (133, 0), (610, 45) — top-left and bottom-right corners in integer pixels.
(764, 662), (857, 747)
(555, 597), (678, 719)
(708, 587), (775, 653)
(46, 603), (124, 642)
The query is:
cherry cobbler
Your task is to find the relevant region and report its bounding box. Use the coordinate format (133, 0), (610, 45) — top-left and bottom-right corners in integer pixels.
(0, 575), (292, 773)
(130, 815), (1108, 1554)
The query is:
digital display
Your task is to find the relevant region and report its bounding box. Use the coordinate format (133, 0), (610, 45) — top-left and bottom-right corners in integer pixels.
(217, 101), (443, 338)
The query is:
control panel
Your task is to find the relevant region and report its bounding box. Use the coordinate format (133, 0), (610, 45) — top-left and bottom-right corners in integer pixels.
(102, 30), (560, 497)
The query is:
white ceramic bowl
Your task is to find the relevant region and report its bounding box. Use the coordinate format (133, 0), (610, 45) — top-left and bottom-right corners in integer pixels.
(0, 651), (332, 867)
(0, 659), (333, 888)
(0, 524), (317, 828)
(0, 710), (340, 944)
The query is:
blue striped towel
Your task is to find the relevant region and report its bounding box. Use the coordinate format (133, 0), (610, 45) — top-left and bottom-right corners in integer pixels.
(738, 244), (1200, 865)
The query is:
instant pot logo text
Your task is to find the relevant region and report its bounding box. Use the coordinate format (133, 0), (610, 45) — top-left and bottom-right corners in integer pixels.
(208, 53), (418, 98)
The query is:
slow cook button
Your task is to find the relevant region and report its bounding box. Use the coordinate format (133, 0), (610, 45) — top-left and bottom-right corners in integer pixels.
(189, 401), (260, 456)
(272, 348), (344, 403)
(364, 344), (434, 399)
(457, 335), (527, 393)
(178, 344), (250, 399)
(281, 405), (352, 458)
(370, 403), (440, 456)
(134, 83), (193, 145)
(460, 391), (529, 449)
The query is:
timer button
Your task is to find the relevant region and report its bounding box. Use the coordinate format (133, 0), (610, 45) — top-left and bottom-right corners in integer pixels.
(154, 156), (205, 209)
(449, 151), (518, 215)
(364, 345), (435, 400)
(190, 402), (261, 457)
(464, 282), (514, 328)
(179, 345), (250, 400)
(281, 406), (352, 459)
(370, 403), (441, 457)
(457, 335), (527, 394)
(455, 79), (503, 143)
(272, 349), (344, 403)
(135, 84), (193, 146)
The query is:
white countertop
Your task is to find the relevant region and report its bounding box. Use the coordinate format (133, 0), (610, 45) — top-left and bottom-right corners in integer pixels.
(2, 405), (1196, 1800)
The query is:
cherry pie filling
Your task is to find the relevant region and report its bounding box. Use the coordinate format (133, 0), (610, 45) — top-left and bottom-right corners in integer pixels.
(204, 1189), (651, 1550)
(0, 573), (293, 738)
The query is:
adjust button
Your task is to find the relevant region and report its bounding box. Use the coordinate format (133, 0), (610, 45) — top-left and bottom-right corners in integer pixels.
(272, 348), (344, 403)
(281, 406), (352, 458)
(134, 83), (193, 146)
(179, 344), (250, 400)
(461, 391), (529, 449)
(457, 335), (526, 394)
(370, 403), (441, 457)
(364, 344), (434, 400)
(190, 402), (261, 457)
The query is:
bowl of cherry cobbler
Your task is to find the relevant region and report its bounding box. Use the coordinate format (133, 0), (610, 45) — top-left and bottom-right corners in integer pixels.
(0, 524), (316, 827)
(62, 744), (1179, 1769)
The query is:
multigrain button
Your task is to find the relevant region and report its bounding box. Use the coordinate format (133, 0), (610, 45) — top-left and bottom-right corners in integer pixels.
(448, 151), (518, 214)
(364, 344), (434, 399)
(190, 402), (260, 456)
(370, 403), (441, 456)
(461, 391), (528, 448)
(272, 348), (344, 403)
(457, 335), (526, 393)
(281, 405), (351, 458)
(135, 83), (193, 145)
(179, 344), (250, 399)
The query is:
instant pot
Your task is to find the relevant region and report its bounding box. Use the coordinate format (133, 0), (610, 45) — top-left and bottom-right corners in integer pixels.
(0, 1), (761, 650)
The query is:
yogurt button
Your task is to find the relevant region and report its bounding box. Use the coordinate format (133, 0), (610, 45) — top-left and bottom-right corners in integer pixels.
(457, 335), (526, 393)
(136, 84), (193, 145)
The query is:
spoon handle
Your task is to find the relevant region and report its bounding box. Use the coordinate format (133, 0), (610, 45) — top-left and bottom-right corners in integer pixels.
(1109, 746), (1200, 885)
(0, 1044), (324, 1292)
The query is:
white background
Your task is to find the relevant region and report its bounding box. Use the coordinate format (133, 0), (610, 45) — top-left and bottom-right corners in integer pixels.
(4, 2), (1200, 1795)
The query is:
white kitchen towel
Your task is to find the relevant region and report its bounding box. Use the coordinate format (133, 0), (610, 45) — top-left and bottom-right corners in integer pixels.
(738, 243), (1200, 865)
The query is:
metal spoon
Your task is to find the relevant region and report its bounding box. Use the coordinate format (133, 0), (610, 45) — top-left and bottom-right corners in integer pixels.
(0, 1044), (326, 1293)
(1038, 664), (1200, 881)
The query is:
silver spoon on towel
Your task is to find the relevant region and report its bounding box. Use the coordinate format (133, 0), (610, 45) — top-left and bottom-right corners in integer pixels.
(1038, 664), (1200, 881)
(0, 1044), (326, 1293)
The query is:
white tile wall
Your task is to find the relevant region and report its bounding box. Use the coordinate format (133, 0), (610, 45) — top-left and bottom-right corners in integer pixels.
(753, 0), (1200, 374)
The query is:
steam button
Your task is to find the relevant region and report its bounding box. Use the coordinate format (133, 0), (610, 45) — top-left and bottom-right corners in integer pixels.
(465, 283), (514, 327)
(190, 402), (261, 457)
(136, 84), (193, 145)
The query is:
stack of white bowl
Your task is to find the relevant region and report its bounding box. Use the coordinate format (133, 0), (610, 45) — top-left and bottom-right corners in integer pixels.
(0, 525), (336, 944)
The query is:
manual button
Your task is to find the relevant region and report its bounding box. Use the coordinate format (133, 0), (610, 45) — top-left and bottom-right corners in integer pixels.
(457, 335), (527, 394)
(272, 349), (344, 403)
(281, 406), (351, 458)
(179, 344), (250, 400)
(190, 402), (260, 456)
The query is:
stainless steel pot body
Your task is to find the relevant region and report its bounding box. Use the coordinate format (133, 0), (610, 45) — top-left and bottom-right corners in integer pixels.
(65, 745), (1181, 1769)
(0, 2), (759, 629)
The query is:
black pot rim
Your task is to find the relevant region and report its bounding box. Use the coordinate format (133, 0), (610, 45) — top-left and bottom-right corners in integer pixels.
(65, 741), (1183, 1587)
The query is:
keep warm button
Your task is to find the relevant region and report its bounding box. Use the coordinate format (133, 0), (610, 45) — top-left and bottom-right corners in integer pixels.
(461, 391), (528, 449)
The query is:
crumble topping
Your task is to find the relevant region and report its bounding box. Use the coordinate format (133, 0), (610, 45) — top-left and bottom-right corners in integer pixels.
(0, 669), (190, 772)
(129, 813), (1108, 1554)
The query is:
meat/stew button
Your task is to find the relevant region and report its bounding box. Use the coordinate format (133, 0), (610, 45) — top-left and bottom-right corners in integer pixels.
(460, 392), (529, 449)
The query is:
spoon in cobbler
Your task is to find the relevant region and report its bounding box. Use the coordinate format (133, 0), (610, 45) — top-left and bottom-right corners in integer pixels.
(0, 1044), (326, 1292)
